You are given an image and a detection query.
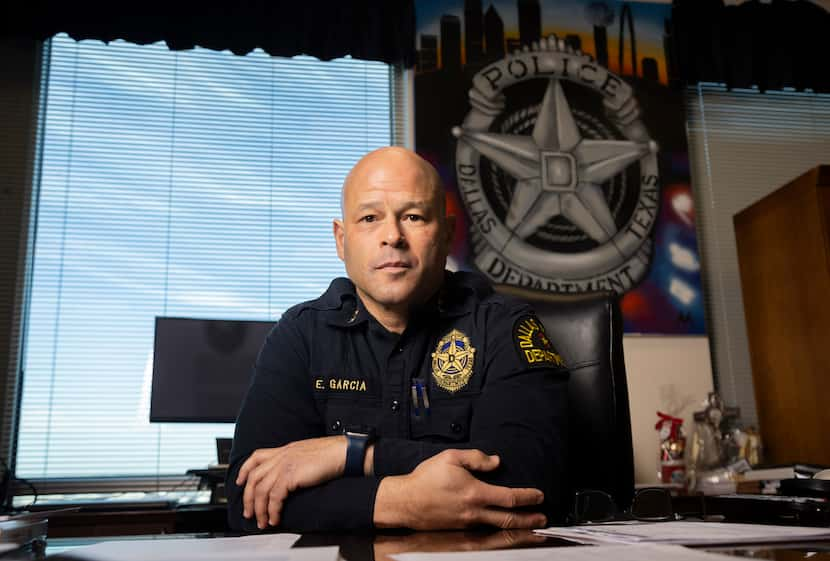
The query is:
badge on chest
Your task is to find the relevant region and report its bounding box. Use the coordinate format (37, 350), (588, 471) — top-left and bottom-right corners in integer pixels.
(431, 329), (476, 393)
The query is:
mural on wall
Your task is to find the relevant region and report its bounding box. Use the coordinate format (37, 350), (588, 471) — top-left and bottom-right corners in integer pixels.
(415, 0), (705, 334)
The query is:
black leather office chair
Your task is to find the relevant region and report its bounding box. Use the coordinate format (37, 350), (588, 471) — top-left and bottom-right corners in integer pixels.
(496, 286), (635, 513)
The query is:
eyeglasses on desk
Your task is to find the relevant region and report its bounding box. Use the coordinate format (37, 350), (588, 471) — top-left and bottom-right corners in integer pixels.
(571, 487), (681, 524)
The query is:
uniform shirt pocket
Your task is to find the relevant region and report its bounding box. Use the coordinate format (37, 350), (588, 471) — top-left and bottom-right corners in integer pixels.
(323, 398), (381, 435)
(410, 400), (472, 443)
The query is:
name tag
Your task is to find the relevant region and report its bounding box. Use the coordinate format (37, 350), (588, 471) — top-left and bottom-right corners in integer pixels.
(314, 377), (368, 393)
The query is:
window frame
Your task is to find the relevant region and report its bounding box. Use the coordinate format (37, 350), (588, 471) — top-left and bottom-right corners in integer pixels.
(3, 35), (412, 498)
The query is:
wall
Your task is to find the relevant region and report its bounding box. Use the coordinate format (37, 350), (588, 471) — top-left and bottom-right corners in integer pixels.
(624, 336), (714, 484)
(0, 38), (39, 464)
(599, 0), (719, 482)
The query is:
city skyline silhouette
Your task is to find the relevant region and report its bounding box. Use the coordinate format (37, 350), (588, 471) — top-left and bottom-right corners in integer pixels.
(416, 0), (671, 84)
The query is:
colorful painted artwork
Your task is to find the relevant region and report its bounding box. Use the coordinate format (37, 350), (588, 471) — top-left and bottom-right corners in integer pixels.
(415, 0), (705, 334)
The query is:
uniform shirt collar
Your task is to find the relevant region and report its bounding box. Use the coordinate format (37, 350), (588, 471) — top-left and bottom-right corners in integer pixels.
(322, 278), (369, 328)
(323, 270), (488, 328)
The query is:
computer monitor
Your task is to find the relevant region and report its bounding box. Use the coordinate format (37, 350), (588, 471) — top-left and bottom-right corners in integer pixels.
(150, 317), (274, 423)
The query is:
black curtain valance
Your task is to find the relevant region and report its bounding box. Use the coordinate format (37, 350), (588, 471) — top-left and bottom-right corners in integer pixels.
(2, 1), (416, 67)
(672, 0), (830, 93)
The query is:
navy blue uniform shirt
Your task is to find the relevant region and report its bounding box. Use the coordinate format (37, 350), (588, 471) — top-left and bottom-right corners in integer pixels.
(226, 271), (568, 532)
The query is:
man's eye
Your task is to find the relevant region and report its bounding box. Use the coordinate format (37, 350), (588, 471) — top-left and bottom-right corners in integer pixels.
(405, 214), (423, 222)
(360, 215), (376, 223)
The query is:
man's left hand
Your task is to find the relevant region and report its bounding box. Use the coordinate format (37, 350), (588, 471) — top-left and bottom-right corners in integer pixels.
(236, 436), (347, 529)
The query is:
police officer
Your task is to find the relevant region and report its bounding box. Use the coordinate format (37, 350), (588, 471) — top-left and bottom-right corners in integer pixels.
(227, 147), (568, 532)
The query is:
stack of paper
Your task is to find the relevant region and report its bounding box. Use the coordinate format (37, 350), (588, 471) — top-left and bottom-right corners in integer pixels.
(58, 533), (338, 561)
(534, 521), (830, 546)
(391, 543), (767, 561)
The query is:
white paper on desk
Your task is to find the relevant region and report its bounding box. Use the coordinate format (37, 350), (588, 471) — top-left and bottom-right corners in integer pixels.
(60, 533), (337, 561)
(391, 543), (746, 561)
(535, 521), (830, 546)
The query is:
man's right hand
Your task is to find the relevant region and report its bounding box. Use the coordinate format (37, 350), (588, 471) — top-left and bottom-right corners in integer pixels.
(236, 436), (348, 529)
(373, 449), (547, 530)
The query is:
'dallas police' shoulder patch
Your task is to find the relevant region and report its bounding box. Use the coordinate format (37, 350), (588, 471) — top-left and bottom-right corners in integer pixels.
(513, 314), (566, 369)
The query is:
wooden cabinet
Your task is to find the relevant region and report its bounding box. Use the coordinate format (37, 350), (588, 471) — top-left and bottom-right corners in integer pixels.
(734, 165), (830, 466)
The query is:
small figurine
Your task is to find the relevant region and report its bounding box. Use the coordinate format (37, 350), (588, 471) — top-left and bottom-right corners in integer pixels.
(656, 411), (686, 485)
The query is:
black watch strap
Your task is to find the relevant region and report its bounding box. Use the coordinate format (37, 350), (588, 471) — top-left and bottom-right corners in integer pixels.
(344, 431), (371, 477)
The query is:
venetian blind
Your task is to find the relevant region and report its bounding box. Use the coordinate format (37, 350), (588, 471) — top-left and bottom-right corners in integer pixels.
(686, 84), (830, 426)
(16, 33), (399, 480)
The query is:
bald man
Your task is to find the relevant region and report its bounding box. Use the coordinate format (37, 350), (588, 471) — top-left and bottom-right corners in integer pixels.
(226, 147), (568, 532)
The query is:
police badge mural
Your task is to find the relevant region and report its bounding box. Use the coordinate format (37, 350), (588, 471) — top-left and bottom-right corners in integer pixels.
(454, 37), (659, 294)
(415, 1), (705, 334)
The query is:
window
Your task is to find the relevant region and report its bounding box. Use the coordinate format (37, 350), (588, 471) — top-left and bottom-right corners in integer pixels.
(16, 34), (401, 483)
(686, 84), (830, 427)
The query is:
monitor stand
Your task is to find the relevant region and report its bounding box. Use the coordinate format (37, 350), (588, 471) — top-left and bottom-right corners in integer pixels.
(187, 467), (227, 505)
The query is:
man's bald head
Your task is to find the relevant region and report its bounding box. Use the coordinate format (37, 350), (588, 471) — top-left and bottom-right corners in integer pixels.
(333, 146), (455, 332)
(341, 147), (446, 220)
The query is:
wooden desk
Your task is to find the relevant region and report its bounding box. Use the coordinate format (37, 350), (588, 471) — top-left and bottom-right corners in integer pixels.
(297, 529), (570, 561)
(40, 529), (830, 561)
(44, 504), (228, 538)
(28, 496), (830, 560)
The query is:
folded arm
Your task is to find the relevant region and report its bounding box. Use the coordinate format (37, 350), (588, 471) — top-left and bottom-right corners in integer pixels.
(372, 365), (568, 516)
(373, 306), (570, 520)
(226, 319), (385, 532)
(226, 309), (568, 532)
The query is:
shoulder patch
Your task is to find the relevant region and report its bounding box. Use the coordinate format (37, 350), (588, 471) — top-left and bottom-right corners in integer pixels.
(513, 314), (566, 369)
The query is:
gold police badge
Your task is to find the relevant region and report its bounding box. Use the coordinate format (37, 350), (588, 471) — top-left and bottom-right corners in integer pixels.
(431, 329), (476, 393)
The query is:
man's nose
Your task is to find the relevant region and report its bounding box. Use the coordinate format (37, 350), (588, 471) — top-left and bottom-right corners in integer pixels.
(381, 221), (405, 247)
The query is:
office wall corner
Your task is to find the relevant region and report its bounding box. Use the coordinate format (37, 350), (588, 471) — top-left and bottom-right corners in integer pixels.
(0, 37), (43, 472)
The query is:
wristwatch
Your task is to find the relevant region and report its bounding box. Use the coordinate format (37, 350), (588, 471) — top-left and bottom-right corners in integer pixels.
(344, 427), (375, 477)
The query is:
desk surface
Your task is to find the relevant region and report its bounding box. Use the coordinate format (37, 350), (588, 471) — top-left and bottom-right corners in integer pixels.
(10, 501), (830, 561)
(36, 529), (830, 561)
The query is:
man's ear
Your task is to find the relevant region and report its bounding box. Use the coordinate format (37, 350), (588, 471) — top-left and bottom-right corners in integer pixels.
(333, 219), (345, 262)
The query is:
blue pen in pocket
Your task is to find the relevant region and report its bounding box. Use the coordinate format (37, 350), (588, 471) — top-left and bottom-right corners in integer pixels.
(411, 378), (430, 417)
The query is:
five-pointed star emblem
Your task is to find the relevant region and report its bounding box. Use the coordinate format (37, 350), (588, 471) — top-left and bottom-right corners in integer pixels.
(434, 331), (473, 373)
(453, 78), (657, 243)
